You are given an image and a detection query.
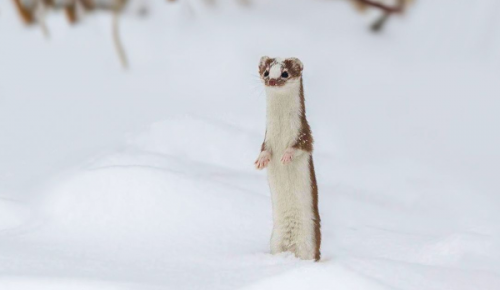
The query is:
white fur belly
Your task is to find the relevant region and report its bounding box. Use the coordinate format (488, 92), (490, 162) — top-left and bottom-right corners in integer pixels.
(267, 151), (315, 257)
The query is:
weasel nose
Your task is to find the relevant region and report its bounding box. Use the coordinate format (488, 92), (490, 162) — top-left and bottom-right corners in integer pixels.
(269, 79), (277, 86)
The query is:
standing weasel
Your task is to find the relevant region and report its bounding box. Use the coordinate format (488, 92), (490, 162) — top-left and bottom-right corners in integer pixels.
(255, 56), (321, 261)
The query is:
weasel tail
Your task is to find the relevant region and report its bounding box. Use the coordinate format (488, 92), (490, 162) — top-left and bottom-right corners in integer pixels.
(255, 57), (321, 261)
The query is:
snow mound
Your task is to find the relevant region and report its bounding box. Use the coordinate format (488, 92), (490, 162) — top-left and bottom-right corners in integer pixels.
(0, 278), (130, 290)
(43, 115), (266, 240)
(44, 165), (267, 250)
(241, 264), (388, 290)
(128, 116), (259, 171)
(1, 0), (500, 289)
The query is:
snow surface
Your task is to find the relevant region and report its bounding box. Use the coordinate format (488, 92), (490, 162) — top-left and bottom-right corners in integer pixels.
(1, 0), (500, 289)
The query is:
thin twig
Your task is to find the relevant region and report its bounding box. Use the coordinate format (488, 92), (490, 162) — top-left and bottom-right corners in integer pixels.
(12, 0), (35, 24)
(79, 0), (95, 11)
(64, 0), (78, 24)
(354, 0), (406, 32)
(37, 1), (50, 39)
(355, 0), (405, 14)
(112, 10), (128, 69)
(371, 12), (390, 32)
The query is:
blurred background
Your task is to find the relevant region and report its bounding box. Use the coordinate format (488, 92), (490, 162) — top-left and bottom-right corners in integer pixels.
(1, 0), (500, 289)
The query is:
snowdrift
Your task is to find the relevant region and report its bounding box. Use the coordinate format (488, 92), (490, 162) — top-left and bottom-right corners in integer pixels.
(1, 0), (500, 289)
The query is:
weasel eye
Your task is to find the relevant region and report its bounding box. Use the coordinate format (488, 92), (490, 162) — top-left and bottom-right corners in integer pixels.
(264, 71), (269, 77)
(281, 71), (289, 78)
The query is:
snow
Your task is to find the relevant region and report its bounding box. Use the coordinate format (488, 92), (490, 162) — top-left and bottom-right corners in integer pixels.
(1, 0), (500, 289)
(0, 278), (129, 290)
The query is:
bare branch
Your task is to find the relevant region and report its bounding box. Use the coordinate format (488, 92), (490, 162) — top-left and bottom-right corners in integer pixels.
(79, 0), (95, 11)
(112, 3), (128, 69)
(36, 1), (50, 38)
(353, 0), (407, 32)
(371, 12), (390, 32)
(12, 0), (36, 24)
(355, 0), (405, 14)
(65, 1), (78, 24)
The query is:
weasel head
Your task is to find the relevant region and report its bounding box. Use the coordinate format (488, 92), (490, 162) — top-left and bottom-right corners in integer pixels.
(259, 56), (303, 90)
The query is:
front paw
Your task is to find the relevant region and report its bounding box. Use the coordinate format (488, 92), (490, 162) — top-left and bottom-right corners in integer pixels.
(255, 151), (271, 170)
(280, 148), (295, 165)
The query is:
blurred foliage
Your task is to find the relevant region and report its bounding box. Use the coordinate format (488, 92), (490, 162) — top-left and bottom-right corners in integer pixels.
(10, 0), (414, 68)
(351, 0), (414, 32)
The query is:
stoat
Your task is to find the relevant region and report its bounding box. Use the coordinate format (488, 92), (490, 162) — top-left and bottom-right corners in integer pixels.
(255, 56), (321, 261)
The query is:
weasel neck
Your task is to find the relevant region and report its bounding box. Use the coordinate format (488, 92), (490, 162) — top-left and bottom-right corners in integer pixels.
(265, 78), (303, 117)
(265, 78), (304, 151)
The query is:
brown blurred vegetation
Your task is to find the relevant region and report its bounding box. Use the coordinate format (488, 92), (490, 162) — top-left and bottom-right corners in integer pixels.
(12, 0), (128, 25)
(11, 0), (413, 29)
(351, 0), (413, 32)
(10, 0), (413, 68)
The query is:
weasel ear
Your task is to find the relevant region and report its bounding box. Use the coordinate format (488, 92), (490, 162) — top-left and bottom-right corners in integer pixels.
(260, 56), (270, 67)
(287, 57), (303, 72)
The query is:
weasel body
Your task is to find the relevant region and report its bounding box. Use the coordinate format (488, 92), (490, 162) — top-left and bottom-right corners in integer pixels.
(255, 57), (321, 261)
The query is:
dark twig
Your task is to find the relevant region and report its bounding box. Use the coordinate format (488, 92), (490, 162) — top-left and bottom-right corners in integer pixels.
(355, 0), (405, 13)
(371, 11), (390, 32)
(354, 0), (406, 32)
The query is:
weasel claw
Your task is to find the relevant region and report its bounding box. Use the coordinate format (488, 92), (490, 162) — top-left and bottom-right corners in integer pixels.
(255, 151), (271, 170)
(281, 149), (294, 165)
